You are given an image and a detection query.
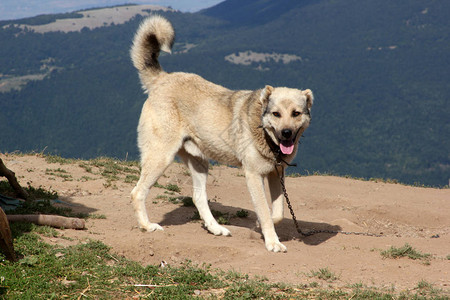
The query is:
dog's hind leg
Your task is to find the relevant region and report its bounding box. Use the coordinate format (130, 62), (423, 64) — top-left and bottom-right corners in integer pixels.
(178, 148), (231, 236)
(131, 143), (181, 232)
(267, 168), (284, 225)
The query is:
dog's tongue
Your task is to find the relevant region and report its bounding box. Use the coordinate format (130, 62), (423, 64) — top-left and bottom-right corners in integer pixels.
(280, 140), (294, 155)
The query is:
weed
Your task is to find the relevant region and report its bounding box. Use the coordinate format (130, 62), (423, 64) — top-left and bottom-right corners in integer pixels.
(79, 175), (95, 182)
(210, 210), (230, 225)
(124, 174), (139, 183)
(190, 210), (231, 224)
(236, 209), (249, 218)
(165, 183), (181, 193)
(44, 155), (75, 164)
(309, 267), (338, 282)
(78, 162), (93, 173)
(154, 182), (180, 192)
(45, 168), (73, 181)
(155, 194), (168, 200)
(88, 214), (107, 220)
(416, 280), (433, 290)
(381, 243), (431, 261)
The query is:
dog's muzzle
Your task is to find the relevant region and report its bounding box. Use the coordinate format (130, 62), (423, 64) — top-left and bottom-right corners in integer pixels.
(279, 129), (294, 155)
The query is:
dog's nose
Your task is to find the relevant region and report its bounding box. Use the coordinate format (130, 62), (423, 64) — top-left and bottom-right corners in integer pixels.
(281, 129), (292, 139)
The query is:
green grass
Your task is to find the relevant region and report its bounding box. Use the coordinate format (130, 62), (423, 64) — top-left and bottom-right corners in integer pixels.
(381, 243), (432, 262)
(45, 168), (73, 181)
(46, 155), (140, 186)
(191, 209), (232, 225)
(235, 209), (249, 218)
(1, 182), (89, 219)
(309, 267), (338, 282)
(154, 182), (181, 193)
(1, 217), (448, 299)
(4, 198), (87, 218)
(0, 180), (58, 201)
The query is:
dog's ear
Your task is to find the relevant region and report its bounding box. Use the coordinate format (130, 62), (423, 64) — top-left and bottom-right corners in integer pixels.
(259, 85), (273, 112)
(302, 89), (313, 111)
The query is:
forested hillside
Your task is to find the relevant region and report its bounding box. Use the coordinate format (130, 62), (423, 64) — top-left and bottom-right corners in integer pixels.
(0, 1), (449, 186)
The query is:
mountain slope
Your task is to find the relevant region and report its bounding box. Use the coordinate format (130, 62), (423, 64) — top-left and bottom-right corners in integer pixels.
(0, 1), (449, 186)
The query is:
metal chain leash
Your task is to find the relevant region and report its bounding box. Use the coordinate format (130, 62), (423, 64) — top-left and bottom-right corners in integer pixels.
(279, 171), (383, 238)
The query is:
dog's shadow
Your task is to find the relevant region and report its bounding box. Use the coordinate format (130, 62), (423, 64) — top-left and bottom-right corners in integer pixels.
(159, 200), (341, 246)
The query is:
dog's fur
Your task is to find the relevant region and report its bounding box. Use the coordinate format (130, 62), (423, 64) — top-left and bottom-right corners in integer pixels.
(130, 16), (313, 252)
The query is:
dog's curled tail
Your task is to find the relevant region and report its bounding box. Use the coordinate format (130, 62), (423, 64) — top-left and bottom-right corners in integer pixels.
(130, 16), (174, 86)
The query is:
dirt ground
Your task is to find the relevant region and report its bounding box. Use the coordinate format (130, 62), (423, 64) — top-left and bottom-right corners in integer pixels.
(2, 154), (449, 293)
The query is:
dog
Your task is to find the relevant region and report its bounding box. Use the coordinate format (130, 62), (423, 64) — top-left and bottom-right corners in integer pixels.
(130, 16), (313, 252)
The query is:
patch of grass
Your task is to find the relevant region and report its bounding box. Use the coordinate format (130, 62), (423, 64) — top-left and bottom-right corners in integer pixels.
(235, 209), (249, 218)
(0, 181), (58, 200)
(1, 224), (448, 299)
(45, 168), (73, 181)
(191, 209), (247, 225)
(44, 155), (76, 164)
(78, 162), (93, 173)
(190, 210), (232, 224)
(124, 174), (139, 183)
(212, 210), (230, 225)
(87, 214), (107, 220)
(31, 224), (60, 237)
(416, 280), (433, 290)
(1, 226), (224, 299)
(165, 183), (181, 193)
(79, 175), (95, 182)
(154, 182), (181, 193)
(25, 184), (59, 200)
(155, 194), (168, 200)
(381, 243), (431, 261)
(309, 267), (338, 282)
(47, 155), (141, 186)
(5, 199), (73, 218)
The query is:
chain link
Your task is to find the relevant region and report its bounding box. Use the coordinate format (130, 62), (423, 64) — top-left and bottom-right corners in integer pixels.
(279, 170), (383, 238)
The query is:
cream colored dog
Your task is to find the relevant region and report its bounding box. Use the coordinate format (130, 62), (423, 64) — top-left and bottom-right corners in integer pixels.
(130, 16), (313, 252)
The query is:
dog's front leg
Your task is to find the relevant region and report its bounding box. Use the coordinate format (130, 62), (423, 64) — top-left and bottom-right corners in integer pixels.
(245, 170), (287, 252)
(267, 168), (284, 224)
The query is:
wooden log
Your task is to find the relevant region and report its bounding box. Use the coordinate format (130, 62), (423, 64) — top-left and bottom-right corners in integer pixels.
(0, 207), (16, 261)
(0, 158), (29, 200)
(7, 214), (85, 229)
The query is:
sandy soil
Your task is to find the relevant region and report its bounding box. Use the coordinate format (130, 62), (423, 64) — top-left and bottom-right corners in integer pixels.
(2, 154), (449, 293)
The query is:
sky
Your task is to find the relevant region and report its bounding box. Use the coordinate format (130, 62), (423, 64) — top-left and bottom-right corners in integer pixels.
(0, 0), (223, 21)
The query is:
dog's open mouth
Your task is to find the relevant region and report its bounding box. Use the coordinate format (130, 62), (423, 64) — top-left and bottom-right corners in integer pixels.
(280, 140), (294, 155)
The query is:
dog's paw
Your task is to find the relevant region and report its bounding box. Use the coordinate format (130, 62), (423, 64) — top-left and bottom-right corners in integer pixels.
(139, 222), (163, 232)
(265, 241), (287, 253)
(207, 223), (231, 236)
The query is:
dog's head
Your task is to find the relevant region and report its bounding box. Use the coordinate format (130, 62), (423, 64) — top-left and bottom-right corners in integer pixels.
(260, 85), (313, 155)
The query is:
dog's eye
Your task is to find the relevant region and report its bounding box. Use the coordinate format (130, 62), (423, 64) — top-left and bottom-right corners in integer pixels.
(292, 111), (302, 117)
(272, 112), (281, 118)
